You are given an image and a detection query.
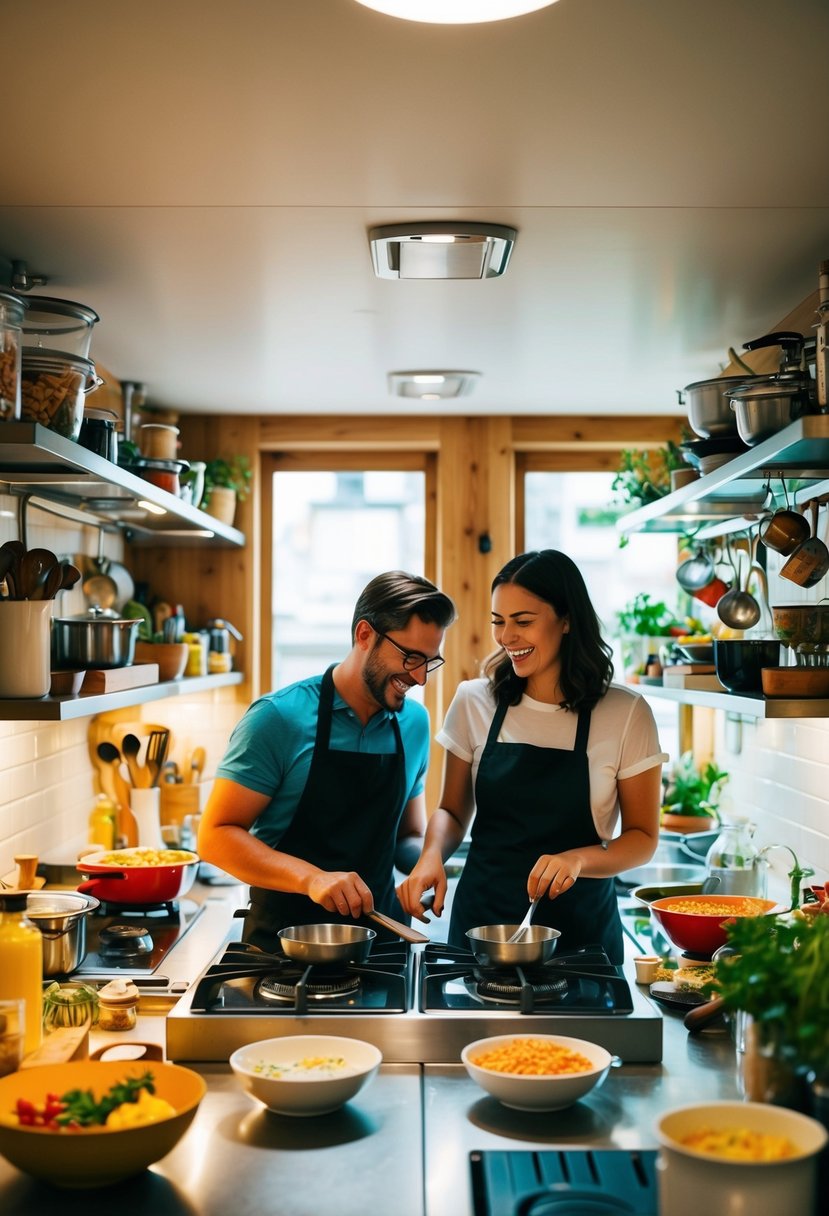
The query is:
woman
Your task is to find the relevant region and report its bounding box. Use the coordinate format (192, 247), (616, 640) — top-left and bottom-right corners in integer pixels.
(397, 550), (667, 963)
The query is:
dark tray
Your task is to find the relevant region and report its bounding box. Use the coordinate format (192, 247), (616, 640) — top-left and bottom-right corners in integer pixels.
(470, 1148), (658, 1215)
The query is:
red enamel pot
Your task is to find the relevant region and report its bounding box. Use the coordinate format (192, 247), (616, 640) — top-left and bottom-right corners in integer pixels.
(649, 893), (779, 957)
(76, 846), (199, 903)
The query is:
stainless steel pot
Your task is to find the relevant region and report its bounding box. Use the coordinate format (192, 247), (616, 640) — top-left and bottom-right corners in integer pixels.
(51, 606), (140, 669)
(727, 375), (811, 445)
(681, 376), (748, 438)
(24, 890), (100, 977)
(466, 923), (561, 967)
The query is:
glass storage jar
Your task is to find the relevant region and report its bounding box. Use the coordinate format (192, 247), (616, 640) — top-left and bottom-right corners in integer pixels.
(96, 978), (139, 1032)
(20, 351), (101, 441)
(0, 290), (24, 422)
(21, 295), (99, 359)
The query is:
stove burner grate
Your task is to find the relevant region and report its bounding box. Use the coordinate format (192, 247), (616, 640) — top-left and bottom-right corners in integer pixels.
(258, 972), (362, 1003)
(99, 923), (154, 955)
(475, 970), (568, 1004)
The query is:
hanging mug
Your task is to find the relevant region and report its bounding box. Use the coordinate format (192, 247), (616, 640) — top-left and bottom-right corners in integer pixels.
(780, 502), (829, 588)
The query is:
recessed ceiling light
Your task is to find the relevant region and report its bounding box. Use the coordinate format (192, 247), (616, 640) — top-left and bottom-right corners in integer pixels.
(389, 371), (481, 400)
(354, 1), (560, 23)
(369, 222), (516, 279)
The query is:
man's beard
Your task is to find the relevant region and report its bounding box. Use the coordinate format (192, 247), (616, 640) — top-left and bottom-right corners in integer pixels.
(363, 649), (407, 713)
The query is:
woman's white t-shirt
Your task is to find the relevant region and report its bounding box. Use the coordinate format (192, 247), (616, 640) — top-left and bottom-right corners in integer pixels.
(436, 679), (668, 843)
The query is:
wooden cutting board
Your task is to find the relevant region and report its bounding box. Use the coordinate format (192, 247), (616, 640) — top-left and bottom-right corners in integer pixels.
(81, 663), (159, 694)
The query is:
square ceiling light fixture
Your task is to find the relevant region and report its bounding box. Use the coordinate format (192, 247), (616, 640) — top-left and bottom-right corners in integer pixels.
(369, 222), (516, 280)
(388, 371), (481, 401)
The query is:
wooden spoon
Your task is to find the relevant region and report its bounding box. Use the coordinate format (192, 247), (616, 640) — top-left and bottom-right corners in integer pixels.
(367, 909), (429, 944)
(60, 563), (82, 592)
(187, 746), (206, 783)
(121, 733), (150, 788)
(96, 741), (133, 809)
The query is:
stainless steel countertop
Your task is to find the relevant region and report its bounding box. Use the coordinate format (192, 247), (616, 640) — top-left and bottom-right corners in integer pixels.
(0, 878), (750, 1215)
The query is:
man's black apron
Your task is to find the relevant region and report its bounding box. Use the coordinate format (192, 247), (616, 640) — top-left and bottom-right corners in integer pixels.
(448, 696), (623, 963)
(244, 665), (409, 951)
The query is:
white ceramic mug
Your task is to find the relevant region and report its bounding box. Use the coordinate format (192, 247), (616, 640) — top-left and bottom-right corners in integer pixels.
(0, 600), (52, 698)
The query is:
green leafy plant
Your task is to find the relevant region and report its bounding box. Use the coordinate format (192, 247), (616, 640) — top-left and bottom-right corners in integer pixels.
(661, 751), (728, 820)
(714, 913), (829, 1083)
(616, 593), (680, 638)
(611, 441), (686, 509)
(201, 455), (251, 507)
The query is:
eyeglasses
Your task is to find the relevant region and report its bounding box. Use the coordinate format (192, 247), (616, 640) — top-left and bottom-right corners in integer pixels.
(373, 629), (445, 674)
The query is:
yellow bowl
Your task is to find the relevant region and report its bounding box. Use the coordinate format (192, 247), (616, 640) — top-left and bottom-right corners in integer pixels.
(0, 1058), (206, 1188)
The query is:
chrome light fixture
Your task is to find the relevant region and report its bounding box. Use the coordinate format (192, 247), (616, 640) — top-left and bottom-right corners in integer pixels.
(369, 222), (516, 280)
(354, 1), (560, 23)
(388, 371), (481, 400)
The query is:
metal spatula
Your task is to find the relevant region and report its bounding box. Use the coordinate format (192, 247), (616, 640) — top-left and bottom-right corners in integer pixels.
(506, 895), (541, 943)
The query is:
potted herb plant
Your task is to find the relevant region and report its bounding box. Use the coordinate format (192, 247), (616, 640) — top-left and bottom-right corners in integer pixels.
(714, 904), (829, 1109)
(611, 441), (686, 510)
(616, 593), (682, 678)
(660, 751), (728, 834)
(201, 456), (251, 526)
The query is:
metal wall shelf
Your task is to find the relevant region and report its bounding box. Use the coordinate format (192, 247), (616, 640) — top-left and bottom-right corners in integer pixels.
(0, 423), (245, 547)
(0, 671), (244, 722)
(617, 415), (829, 536)
(638, 682), (829, 719)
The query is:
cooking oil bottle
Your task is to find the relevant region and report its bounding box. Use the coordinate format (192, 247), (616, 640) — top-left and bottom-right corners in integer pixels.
(0, 892), (43, 1056)
(88, 793), (117, 851)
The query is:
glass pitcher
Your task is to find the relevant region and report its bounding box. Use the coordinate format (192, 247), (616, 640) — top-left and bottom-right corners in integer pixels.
(704, 818), (767, 897)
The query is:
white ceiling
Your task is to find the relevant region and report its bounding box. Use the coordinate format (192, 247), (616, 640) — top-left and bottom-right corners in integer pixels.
(3, 0), (829, 418)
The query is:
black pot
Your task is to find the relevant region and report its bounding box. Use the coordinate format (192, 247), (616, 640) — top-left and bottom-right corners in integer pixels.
(714, 638), (781, 692)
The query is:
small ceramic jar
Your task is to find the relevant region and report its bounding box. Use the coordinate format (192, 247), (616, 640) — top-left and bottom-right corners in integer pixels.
(96, 978), (140, 1031)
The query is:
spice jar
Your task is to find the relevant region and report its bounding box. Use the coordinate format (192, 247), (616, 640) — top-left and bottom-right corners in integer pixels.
(96, 978), (139, 1032)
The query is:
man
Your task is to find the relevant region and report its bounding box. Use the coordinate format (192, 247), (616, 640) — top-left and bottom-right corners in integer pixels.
(198, 571), (456, 950)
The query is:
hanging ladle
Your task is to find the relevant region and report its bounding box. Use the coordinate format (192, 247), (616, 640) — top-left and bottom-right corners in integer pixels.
(676, 543), (715, 593)
(717, 535), (761, 631)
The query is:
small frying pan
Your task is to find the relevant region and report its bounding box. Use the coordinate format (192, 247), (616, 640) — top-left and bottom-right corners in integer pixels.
(278, 923), (376, 965)
(466, 923), (561, 967)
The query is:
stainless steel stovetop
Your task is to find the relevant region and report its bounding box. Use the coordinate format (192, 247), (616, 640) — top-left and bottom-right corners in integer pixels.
(165, 936), (663, 1064)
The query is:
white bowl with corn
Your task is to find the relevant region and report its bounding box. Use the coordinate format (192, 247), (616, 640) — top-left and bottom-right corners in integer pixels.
(461, 1033), (613, 1111)
(229, 1034), (382, 1116)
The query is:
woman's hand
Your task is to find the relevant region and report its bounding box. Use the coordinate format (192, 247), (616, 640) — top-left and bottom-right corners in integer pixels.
(530, 853), (582, 901)
(397, 851), (447, 921)
(307, 870), (374, 919)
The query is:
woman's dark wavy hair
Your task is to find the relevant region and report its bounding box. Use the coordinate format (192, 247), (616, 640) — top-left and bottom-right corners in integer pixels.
(484, 549), (614, 711)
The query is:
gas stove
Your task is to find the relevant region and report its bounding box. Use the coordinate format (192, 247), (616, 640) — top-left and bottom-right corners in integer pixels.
(166, 936), (662, 1065)
(71, 898), (205, 980)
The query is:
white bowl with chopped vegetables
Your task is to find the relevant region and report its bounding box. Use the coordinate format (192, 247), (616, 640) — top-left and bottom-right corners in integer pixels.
(229, 1034), (382, 1116)
(461, 1033), (613, 1111)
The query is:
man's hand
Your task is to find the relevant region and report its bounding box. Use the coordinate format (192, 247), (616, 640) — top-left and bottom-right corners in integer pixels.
(307, 871), (374, 919)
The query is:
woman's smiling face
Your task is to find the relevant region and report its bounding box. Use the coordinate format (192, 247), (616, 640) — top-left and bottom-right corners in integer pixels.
(491, 582), (569, 696)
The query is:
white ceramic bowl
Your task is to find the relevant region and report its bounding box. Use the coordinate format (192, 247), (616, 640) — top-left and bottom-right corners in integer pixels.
(656, 1100), (828, 1216)
(229, 1035), (382, 1117)
(461, 1034), (613, 1112)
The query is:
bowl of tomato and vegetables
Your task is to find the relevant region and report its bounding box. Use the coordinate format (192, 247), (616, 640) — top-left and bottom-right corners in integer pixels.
(461, 1034), (613, 1111)
(0, 1058), (206, 1187)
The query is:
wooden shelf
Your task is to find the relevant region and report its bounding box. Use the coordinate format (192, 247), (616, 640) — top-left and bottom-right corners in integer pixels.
(0, 671), (243, 721)
(638, 682), (829, 719)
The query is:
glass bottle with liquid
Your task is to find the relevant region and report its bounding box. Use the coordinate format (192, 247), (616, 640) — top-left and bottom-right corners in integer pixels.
(705, 816), (766, 897)
(88, 793), (117, 851)
(0, 892), (43, 1057)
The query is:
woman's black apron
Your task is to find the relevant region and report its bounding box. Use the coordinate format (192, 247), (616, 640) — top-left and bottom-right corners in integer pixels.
(448, 695), (623, 963)
(244, 665), (409, 951)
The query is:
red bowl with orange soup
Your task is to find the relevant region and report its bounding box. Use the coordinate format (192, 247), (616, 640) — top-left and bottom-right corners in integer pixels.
(649, 893), (780, 956)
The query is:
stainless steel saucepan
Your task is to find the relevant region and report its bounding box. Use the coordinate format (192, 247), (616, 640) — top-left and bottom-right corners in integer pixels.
(466, 922), (561, 967)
